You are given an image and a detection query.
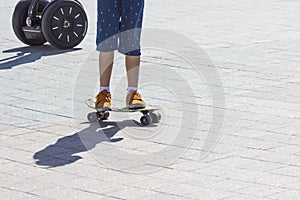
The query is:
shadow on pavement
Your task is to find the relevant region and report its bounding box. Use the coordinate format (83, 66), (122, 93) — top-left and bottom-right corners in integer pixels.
(33, 119), (143, 168)
(0, 45), (80, 70)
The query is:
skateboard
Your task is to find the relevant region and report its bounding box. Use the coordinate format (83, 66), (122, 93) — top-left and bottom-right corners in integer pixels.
(85, 99), (161, 126)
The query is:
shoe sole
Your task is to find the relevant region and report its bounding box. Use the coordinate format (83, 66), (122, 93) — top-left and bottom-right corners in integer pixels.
(127, 104), (146, 109)
(95, 107), (112, 112)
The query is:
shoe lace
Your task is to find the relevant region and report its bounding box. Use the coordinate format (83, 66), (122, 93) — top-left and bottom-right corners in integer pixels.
(97, 92), (110, 104)
(133, 92), (142, 100)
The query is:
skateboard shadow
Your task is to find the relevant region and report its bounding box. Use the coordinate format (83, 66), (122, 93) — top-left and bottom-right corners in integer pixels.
(33, 119), (142, 168)
(0, 45), (80, 70)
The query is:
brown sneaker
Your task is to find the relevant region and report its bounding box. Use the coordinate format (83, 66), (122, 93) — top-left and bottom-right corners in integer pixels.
(126, 90), (146, 109)
(95, 90), (111, 111)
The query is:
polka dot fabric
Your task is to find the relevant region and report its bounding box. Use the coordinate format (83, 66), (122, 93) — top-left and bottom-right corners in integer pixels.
(96, 0), (144, 56)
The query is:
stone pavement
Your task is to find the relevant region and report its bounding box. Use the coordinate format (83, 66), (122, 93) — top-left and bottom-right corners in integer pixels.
(0, 0), (300, 199)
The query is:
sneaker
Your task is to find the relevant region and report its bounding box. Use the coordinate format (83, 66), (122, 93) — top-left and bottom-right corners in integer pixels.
(126, 90), (146, 109)
(95, 90), (111, 111)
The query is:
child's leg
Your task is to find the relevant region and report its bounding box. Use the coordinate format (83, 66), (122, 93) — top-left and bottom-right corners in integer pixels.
(125, 55), (145, 108)
(94, 51), (114, 111)
(94, 51), (113, 111)
(96, 0), (120, 90)
(118, 0), (144, 56)
(121, 0), (145, 108)
(95, 0), (120, 110)
(99, 51), (114, 88)
(125, 55), (140, 88)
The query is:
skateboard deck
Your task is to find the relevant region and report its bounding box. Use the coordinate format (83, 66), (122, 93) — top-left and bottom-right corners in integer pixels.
(85, 99), (161, 126)
(85, 99), (159, 112)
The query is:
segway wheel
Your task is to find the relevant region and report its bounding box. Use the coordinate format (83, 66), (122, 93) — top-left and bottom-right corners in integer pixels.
(12, 0), (46, 46)
(41, 0), (88, 49)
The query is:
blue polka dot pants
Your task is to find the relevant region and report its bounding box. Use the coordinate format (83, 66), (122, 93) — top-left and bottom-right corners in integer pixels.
(96, 0), (144, 56)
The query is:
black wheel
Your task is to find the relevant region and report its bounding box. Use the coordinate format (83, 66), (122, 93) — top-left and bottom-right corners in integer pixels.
(150, 112), (161, 123)
(140, 115), (152, 126)
(104, 112), (110, 119)
(12, 0), (46, 46)
(102, 112), (109, 120)
(98, 111), (109, 121)
(87, 112), (97, 122)
(41, 0), (88, 49)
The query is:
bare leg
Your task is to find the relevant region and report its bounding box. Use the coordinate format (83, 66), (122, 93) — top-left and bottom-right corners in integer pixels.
(99, 51), (114, 87)
(125, 55), (140, 88)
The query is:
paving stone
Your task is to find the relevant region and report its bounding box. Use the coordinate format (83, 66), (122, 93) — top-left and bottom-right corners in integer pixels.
(186, 188), (234, 200)
(32, 186), (107, 200)
(232, 185), (285, 198)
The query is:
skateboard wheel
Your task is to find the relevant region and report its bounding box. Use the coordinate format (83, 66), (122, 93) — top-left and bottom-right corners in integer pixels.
(87, 112), (97, 122)
(140, 115), (152, 126)
(103, 112), (110, 120)
(150, 112), (161, 123)
(12, 0), (46, 46)
(41, 0), (88, 49)
(98, 111), (109, 120)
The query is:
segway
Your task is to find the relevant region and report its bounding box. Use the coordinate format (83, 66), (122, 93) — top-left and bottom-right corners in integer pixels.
(12, 0), (88, 49)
